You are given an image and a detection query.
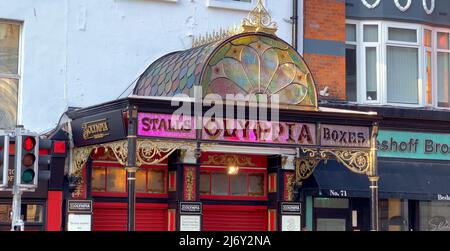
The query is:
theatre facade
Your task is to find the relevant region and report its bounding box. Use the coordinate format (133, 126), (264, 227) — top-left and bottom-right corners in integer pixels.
(60, 2), (382, 231)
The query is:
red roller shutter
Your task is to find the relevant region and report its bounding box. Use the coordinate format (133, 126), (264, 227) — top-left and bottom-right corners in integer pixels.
(202, 205), (268, 231)
(136, 203), (168, 231)
(93, 202), (168, 231)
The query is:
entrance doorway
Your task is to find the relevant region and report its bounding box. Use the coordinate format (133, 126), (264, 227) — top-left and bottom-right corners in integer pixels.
(313, 197), (351, 231)
(315, 210), (350, 231)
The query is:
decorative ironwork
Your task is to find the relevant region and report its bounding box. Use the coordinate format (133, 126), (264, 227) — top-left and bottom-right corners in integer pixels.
(70, 140), (128, 197)
(295, 156), (319, 182)
(296, 148), (371, 182)
(321, 149), (370, 174)
(192, 25), (243, 48)
(95, 148), (118, 161)
(285, 173), (295, 201)
(202, 154), (257, 167)
(70, 139), (195, 197)
(184, 167), (195, 201)
(242, 0), (278, 34)
(137, 140), (181, 166)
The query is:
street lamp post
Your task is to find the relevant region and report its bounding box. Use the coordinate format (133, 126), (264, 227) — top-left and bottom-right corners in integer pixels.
(126, 106), (138, 231)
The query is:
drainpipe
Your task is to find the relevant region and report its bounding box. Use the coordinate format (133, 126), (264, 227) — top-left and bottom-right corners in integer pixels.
(291, 0), (298, 50)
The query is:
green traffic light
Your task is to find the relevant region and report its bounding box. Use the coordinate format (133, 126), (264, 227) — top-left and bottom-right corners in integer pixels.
(22, 169), (35, 184)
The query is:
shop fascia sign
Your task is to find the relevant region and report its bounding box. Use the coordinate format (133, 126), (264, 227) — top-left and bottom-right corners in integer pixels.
(71, 110), (127, 147)
(377, 130), (450, 160)
(138, 112), (371, 148)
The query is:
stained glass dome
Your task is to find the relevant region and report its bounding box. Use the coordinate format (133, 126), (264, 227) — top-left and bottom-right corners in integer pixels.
(133, 32), (318, 109)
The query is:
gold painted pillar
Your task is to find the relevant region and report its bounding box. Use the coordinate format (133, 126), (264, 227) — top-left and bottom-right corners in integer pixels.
(369, 122), (380, 231)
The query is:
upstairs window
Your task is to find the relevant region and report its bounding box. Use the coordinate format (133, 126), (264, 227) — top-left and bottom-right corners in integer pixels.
(386, 26), (419, 104)
(346, 23), (357, 102)
(0, 21), (20, 129)
(437, 32), (450, 108)
(345, 21), (450, 108)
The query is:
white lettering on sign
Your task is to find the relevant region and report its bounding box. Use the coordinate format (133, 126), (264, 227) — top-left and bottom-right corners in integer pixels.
(181, 204), (200, 212)
(283, 205), (300, 212)
(329, 190), (348, 197)
(438, 194), (450, 201)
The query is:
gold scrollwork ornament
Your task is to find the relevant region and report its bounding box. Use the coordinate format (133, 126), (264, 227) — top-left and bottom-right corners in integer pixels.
(320, 149), (370, 174)
(295, 157), (319, 182)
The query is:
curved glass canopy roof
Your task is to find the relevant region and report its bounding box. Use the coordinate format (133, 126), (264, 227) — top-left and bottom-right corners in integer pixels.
(133, 1), (318, 109)
(133, 33), (318, 109)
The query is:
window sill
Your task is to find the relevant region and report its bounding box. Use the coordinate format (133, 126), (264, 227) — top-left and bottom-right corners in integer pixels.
(206, 0), (258, 12)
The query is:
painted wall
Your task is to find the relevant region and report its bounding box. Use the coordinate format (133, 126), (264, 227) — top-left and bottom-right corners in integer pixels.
(0, 0), (301, 133)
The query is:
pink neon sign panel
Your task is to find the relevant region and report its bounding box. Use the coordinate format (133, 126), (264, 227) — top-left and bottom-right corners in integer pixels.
(138, 113), (196, 139)
(202, 118), (316, 145)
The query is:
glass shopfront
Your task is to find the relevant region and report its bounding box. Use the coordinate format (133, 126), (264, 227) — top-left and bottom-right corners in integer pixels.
(419, 201), (450, 231)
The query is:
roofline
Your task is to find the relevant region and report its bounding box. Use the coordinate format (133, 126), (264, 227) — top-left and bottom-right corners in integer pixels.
(66, 95), (380, 122)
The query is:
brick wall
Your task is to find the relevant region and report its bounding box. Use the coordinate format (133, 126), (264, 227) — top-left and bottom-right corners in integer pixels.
(303, 0), (346, 101)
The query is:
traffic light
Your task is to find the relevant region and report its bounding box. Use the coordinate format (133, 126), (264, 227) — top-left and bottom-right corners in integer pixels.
(0, 134), (9, 188)
(15, 132), (39, 188)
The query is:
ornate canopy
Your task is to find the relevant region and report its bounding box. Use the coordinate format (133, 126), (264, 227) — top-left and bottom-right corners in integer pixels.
(133, 1), (318, 109)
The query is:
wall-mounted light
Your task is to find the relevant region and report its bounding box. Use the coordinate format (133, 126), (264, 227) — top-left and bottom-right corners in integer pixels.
(228, 165), (240, 175)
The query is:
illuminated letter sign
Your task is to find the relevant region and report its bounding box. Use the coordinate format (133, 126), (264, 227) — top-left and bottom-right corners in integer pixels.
(202, 118), (316, 146)
(138, 113), (196, 139)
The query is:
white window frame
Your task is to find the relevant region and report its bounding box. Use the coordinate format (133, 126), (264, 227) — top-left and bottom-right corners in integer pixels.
(0, 19), (22, 127)
(359, 21), (382, 104)
(206, 0), (263, 12)
(434, 28), (450, 109)
(382, 22), (422, 107)
(345, 19), (450, 109)
(345, 20), (359, 103)
(423, 26), (434, 107)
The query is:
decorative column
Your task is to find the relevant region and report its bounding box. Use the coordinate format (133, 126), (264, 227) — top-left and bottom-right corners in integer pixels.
(177, 145), (202, 231)
(279, 155), (301, 231)
(125, 106), (138, 231)
(369, 122), (379, 231)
